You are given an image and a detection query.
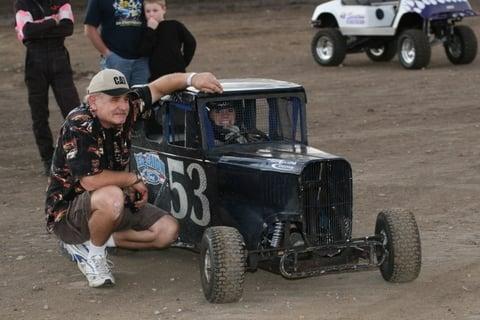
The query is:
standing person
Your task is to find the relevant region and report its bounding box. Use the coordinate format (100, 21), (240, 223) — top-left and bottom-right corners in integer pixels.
(84, 0), (150, 86)
(47, 69), (222, 288)
(139, 0), (196, 81)
(14, 0), (80, 176)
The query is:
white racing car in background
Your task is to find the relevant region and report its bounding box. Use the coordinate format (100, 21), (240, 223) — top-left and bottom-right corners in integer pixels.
(311, 0), (478, 69)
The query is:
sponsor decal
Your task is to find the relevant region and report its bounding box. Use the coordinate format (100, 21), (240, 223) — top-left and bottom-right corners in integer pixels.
(340, 12), (365, 25)
(134, 153), (166, 185)
(346, 14), (365, 25)
(268, 159), (297, 171)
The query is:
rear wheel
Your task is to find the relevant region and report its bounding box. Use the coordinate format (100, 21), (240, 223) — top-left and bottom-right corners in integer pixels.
(444, 25), (478, 65)
(311, 28), (346, 66)
(397, 29), (431, 69)
(366, 40), (397, 62)
(199, 226), (246, 303)
(375, 209), (421, 282)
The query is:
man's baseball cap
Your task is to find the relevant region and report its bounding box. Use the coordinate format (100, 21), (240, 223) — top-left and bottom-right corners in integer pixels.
(87, 69), (130, 96)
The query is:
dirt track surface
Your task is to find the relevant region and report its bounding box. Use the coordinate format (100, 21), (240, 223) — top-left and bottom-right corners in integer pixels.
(1, 2), (480, 320)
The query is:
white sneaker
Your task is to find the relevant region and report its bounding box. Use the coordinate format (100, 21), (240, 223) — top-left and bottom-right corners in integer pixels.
(83, 254), (115, 288)
(59, 241), (89, 263)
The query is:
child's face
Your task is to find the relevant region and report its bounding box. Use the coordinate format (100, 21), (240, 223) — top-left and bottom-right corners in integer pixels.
(210, 107), (236, 127)
(144, 2), (166, 22)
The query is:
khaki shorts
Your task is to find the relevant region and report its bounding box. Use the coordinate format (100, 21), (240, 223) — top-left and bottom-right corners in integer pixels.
(53, 191), (169, 244)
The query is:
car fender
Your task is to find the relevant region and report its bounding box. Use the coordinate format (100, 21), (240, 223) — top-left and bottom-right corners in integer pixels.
(312, 0), (342, 26)
(313, 0), (397, 33)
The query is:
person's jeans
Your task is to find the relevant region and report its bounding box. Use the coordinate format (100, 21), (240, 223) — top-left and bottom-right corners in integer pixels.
(100, 52), (150, 86)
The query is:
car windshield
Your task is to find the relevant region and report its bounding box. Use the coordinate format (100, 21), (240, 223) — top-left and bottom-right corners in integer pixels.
(201, 96), (303, 148)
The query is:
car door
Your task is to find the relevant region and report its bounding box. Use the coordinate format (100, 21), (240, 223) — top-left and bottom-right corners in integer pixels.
(159, 101), (218, 246)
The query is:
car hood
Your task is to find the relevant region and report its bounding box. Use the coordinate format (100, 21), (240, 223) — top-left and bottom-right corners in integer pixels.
(209, 143), (344, 174)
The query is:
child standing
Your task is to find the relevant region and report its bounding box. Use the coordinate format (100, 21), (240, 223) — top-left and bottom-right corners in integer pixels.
(139, 0), (196, 81)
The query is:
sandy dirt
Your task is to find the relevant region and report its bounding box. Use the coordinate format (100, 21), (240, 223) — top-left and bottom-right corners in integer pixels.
(0, 2), (479, 320)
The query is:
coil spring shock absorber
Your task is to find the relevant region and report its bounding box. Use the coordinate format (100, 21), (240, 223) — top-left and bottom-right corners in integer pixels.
(270, 222), (285, 248)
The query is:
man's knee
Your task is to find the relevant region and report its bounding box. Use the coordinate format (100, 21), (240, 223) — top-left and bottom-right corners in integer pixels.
(152, 215), (179, 248)
(90, 186), (125, 220)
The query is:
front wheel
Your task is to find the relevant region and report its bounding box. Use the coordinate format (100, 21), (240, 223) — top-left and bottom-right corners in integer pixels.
(311, 28), (347, 66)
(397, 29), (431, 69)
(375, 208), (421, 283)
(199, 226), (246, 303)
(444, 25), (478, 65)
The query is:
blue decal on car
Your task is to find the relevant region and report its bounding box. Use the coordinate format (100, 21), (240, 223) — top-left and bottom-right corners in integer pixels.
(134, 153), (166, 185)
(401, 0), (474, 19)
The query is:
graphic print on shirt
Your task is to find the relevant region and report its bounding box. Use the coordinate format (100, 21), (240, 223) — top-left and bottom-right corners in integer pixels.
(113, 0), (142, 27)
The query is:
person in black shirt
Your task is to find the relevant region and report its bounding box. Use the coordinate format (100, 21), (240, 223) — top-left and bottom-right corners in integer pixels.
(84, 0), (150, 86)
(14, 0), (80, 175)
(49, 69), (222, 288)
(139, 0), (196, 81)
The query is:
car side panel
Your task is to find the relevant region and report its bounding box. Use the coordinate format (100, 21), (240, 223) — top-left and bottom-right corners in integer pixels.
(313, 1), (396, 31)
(132, 144), (219, 248)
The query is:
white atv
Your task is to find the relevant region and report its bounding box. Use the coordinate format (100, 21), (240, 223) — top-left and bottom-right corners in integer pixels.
(311, 0), (478, 69)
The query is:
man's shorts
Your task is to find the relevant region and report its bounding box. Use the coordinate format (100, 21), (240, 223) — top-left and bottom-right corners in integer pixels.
(53, 191), (169, 244)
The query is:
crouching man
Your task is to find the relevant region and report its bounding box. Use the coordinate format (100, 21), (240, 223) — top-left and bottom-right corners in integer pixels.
(45, 69), (222, 287)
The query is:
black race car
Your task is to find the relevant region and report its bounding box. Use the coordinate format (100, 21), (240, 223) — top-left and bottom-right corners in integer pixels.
(131, 79), (421, 303)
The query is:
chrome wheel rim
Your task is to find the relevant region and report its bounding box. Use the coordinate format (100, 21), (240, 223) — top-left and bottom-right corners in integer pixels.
(447, 35), (462, 58)
(381, 230), (388, 246)
(401, 38), (416, 65)
(370, 47), (385, 56)
(378, 229), (389, 263)
(316, 36), (334, 61)
(203, 248), (212, 283)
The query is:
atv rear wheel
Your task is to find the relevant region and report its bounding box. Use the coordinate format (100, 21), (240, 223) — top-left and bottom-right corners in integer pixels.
(375, 209), (421, 282)
(199, 226), (246, 303)
(397, 29), (431, 69)
(311, 28), (346, 66)
(444, 25), (478, 65)
(366, 40), (396, 62)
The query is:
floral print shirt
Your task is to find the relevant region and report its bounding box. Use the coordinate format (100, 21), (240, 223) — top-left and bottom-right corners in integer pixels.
(45, 86), (151, 231)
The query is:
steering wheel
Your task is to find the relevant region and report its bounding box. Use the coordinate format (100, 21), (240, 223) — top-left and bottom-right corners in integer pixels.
(245, 130), (270, 142)
(224, 130), (243, 144)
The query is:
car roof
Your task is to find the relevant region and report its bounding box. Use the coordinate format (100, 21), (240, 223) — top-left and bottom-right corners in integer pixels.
(186, 78), (305, 97)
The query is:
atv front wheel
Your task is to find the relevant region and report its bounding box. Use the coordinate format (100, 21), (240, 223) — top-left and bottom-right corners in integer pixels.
(366, 40), (396, 62)
(199, 226), (246, 303)
(311, 28), (346, 66)
(375, 208), (421, 282)
(444, 25), (478, 65)
(397, 29), (431, 69)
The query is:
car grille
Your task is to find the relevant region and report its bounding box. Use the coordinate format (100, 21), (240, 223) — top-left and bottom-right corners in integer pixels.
(263, 173), (297, 210)
(300, 160), (352, 245)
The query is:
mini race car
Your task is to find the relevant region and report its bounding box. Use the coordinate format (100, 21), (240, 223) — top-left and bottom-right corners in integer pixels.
(131, 79), (422, 303)
(311, 0), (478, 69)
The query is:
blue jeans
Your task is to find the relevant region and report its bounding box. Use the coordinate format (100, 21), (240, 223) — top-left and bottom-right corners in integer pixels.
(100, 52), (150, 86)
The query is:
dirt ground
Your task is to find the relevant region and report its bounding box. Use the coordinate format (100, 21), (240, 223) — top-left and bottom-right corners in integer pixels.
(1, 2), (480, 320)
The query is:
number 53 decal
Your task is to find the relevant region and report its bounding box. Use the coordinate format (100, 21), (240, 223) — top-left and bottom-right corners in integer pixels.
(167, 158), (210, 226)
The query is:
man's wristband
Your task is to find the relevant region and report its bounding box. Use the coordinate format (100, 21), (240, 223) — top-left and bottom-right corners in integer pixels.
(186, 72), (197, 87)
